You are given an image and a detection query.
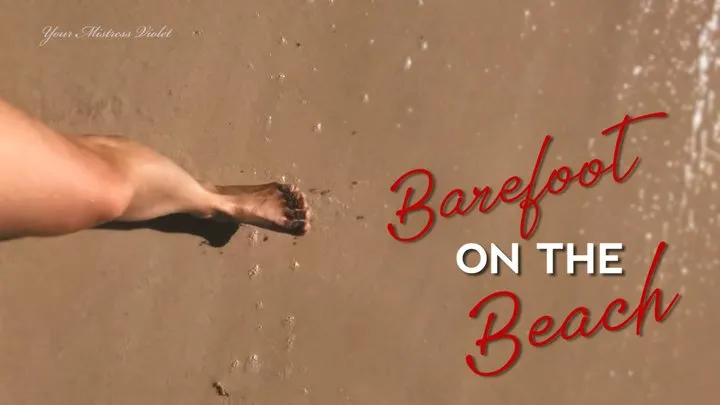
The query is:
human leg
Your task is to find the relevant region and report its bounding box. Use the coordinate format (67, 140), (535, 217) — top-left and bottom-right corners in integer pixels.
(0, 97), (310, 239)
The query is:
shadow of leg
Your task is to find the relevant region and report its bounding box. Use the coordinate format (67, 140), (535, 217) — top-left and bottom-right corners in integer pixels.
(95, 214), (240, 248)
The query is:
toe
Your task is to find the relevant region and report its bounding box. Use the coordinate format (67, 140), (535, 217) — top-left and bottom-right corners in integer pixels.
(295, 192), (307, 209)
(280, 188), (304, 210)
(285, 208), (307, 220)
(277, 183), (293, 194)
(286, 219), (308, 236)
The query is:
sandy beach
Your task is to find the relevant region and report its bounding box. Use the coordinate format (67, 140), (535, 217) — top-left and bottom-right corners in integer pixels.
(0, 0), (718, 403)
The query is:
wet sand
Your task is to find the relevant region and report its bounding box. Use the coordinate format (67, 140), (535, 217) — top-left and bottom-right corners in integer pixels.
(0, 0), (718, 403)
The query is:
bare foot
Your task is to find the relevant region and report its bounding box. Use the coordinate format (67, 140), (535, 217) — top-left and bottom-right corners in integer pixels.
(214, 183), (311, 236)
